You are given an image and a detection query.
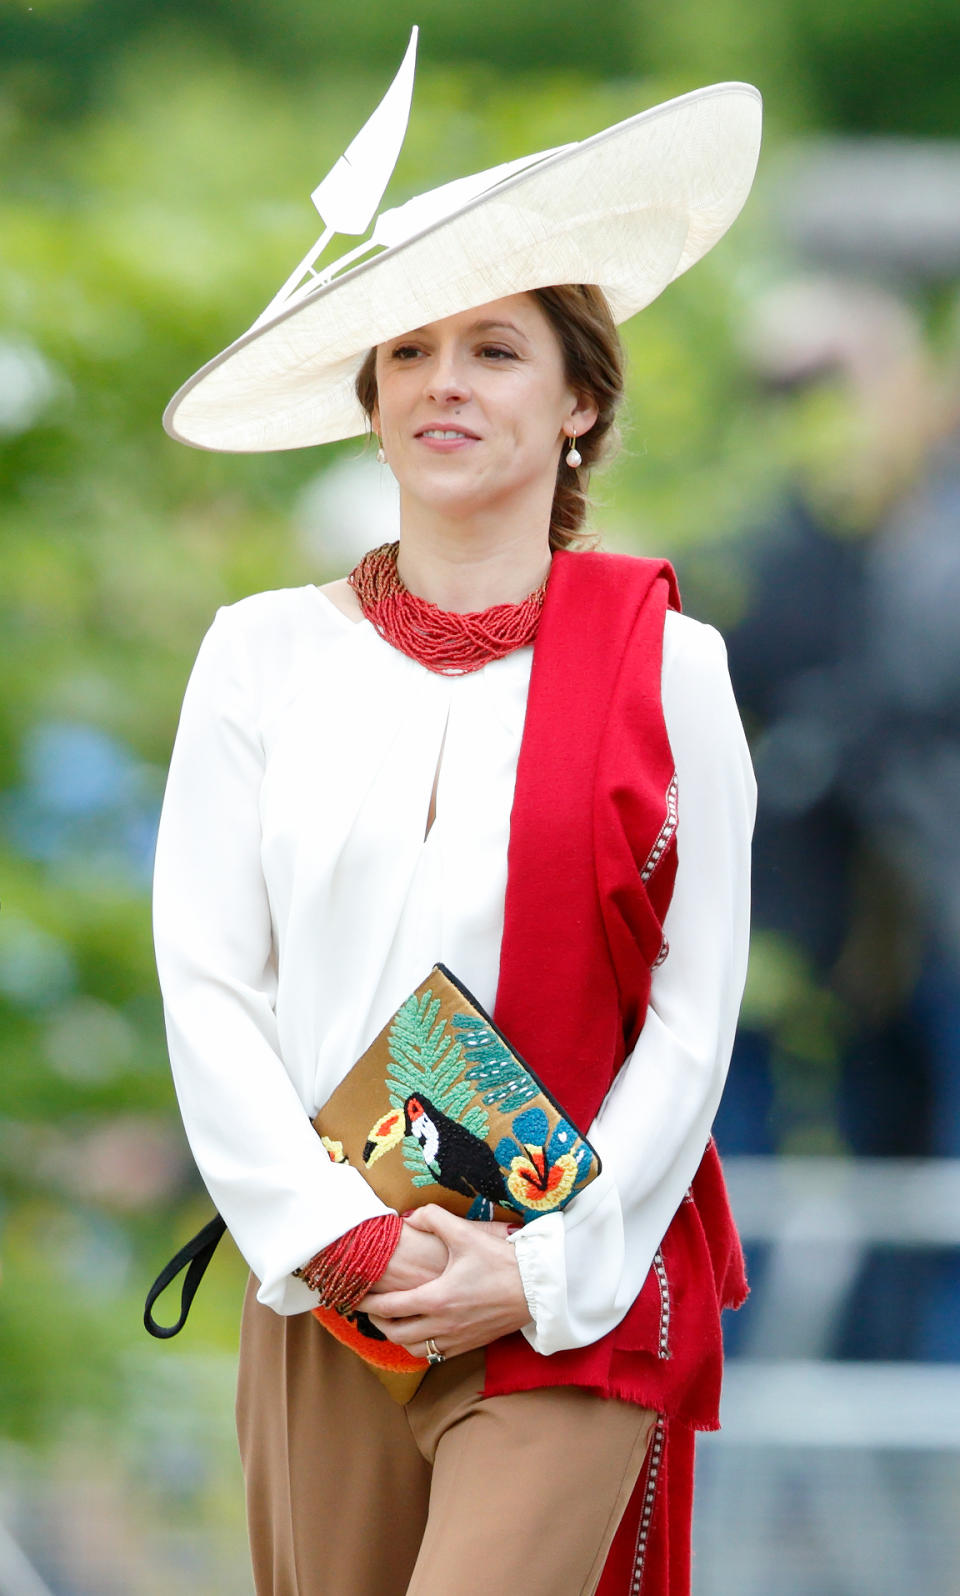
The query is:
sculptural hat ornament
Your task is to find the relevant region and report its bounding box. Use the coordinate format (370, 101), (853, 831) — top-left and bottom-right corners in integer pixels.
(164, 27), (762, 454)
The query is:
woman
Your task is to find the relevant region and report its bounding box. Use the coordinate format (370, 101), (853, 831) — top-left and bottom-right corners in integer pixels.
(153, 64), (761, 1596)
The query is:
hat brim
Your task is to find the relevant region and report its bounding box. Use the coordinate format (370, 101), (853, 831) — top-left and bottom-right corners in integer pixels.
(164, 81), (762, 454)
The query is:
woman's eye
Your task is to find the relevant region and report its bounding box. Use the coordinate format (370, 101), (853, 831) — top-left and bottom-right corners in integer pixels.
(479, 345), (516, 360)
(389, 344), (423, 361)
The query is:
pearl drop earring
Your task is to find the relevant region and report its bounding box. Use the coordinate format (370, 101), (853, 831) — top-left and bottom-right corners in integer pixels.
(376, 442), (386, 465)
(565, 435), (582, 469)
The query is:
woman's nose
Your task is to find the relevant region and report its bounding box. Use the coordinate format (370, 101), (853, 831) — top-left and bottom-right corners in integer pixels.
(424, 352), (470, 404)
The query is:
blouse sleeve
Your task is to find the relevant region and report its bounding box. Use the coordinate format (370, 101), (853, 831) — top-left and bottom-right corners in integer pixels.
(152, 607), (394, 1315)
(509, 613), (756, 1354)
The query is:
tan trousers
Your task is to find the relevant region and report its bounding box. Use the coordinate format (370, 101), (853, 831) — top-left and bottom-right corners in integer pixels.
(236, 1277), (656, 1596)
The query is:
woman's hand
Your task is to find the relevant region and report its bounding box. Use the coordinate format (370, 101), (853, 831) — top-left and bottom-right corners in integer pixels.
(371, 1216), (449, 1292)
(357, 1205), (531, 1360)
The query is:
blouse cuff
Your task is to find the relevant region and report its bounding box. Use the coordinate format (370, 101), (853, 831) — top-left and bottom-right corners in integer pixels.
(509, 1166), (625, 1355)
(509, 1214), (566, 1347)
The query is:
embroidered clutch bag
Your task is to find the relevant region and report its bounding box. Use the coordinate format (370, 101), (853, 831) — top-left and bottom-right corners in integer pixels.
(309, 963), (601, 1400)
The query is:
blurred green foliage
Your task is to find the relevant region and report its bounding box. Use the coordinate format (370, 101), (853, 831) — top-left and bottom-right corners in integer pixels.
(1, 0), (957, 1470)
(4, 0), (960, 132)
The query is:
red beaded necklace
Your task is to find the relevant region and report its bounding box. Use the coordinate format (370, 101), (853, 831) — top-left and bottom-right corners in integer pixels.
(347, 541), (548, 676)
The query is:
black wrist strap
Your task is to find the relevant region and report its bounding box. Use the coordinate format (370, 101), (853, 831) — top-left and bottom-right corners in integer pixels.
(143, 1214), (227, 1339)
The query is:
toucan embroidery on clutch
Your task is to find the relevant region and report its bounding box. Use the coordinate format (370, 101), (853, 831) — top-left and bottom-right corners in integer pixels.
(318, 971), (599, 1229)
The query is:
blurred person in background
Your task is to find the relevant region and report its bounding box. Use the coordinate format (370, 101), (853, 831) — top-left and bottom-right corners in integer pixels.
(149, 59), (760, 1596)
(700, 274), (960, 1360)
(840, 297), (960, 1358)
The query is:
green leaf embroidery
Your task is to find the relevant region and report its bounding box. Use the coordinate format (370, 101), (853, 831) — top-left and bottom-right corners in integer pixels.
(454, 1014), (538, 1114)
(461, 1103), (488, 1137)
(401, 1138), (440, 1184)
(385, 989), (490, 1144)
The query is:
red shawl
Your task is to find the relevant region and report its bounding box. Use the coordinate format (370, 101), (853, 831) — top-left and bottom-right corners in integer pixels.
(487, 548), (748, 1596)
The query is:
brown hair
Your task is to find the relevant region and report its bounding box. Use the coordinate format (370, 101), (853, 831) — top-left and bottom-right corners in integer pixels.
(354, 284), (624, 551)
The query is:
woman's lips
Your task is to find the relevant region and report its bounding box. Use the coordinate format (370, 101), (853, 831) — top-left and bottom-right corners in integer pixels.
(415, 426), (479, 451)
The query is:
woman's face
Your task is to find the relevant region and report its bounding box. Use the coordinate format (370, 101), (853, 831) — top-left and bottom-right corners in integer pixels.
(371, 292), (598, 523)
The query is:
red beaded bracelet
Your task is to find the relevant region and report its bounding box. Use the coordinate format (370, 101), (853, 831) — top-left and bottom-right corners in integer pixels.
(295, 1213), (404, 1314)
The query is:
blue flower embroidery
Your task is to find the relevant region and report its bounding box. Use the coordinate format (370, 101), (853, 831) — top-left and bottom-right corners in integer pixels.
(494, 1108), (593, 1216)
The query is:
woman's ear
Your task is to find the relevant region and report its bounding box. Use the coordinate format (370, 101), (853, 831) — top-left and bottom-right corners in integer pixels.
(567, 393), (599, 439)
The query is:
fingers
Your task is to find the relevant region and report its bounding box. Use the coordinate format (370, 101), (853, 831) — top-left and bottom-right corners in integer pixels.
(366, 1312), (432, 1345)
(403, 1205), (518, 1244)
(355, 1280), (436, 1319)
(365, 1312), (468, 1360)
(401, 1204), (467, 1242)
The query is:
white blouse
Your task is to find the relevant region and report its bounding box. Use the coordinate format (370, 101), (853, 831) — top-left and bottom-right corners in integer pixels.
(153, 583), (755, 1356)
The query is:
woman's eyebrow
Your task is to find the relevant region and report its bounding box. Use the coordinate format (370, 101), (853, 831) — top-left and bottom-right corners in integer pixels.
(387, 318), (531, 345)
(469, 319), (530, 342)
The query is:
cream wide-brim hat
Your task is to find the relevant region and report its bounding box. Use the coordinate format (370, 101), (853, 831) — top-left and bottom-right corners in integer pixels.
(164, 80), (762, 454)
